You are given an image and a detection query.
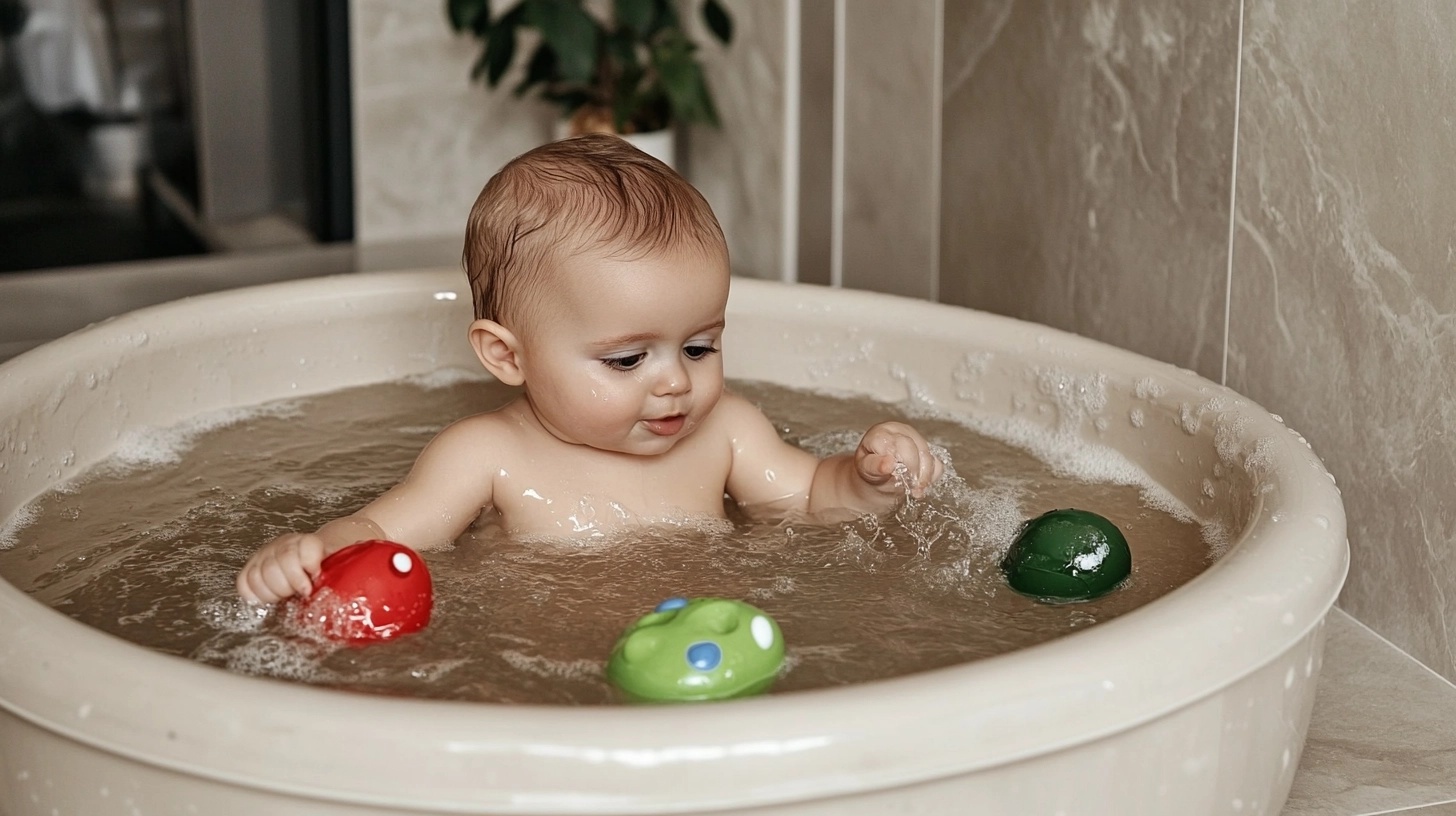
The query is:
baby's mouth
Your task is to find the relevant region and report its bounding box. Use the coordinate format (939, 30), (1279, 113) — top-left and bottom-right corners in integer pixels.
(643, 414), (687, 436)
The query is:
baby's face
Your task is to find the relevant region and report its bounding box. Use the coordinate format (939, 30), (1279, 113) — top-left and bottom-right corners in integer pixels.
(516, 243), (730, 456)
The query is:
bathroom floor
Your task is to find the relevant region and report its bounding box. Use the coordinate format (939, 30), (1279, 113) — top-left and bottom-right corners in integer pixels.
(1283, 609), (1456, 815)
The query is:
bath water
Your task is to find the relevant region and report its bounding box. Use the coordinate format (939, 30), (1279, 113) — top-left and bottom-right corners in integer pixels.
(0, 374), (1214, 704)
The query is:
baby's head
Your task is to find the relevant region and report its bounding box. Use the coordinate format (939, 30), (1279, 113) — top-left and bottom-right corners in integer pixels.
(463, 135), (734, 456)
(463, 134), (729, 328)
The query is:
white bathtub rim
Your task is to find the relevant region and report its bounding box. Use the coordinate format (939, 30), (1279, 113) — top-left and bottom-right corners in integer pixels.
(0, 593), (1342, 814)
(0, 270), (1349, 812)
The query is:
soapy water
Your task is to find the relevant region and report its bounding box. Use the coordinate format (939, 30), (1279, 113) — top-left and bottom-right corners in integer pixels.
(0, 375), (1215, 704)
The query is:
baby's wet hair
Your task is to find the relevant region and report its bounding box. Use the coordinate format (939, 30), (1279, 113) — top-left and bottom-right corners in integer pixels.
(463, 134), (728, 325)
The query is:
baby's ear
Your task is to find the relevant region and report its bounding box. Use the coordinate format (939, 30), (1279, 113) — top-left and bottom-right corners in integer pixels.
(469, 319), (525, 386)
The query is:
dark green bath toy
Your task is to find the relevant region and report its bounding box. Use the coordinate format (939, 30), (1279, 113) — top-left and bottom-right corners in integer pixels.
(607, 597), (785, 703)
(1001, 509), (1132, 602)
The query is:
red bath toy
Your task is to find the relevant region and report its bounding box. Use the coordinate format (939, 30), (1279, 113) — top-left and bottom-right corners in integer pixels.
(292, 540), (433, 644)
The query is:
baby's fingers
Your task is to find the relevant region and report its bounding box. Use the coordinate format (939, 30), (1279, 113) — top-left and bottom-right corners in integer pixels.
(913, 443), (943, 492)
(859, 450), (900, 484)
(237, 559), (290, 604)
(880, 435), (941, 496)
(255, 555), (310, 603)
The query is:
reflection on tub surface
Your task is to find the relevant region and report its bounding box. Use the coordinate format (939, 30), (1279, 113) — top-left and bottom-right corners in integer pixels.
(1, 377), (1216, 704)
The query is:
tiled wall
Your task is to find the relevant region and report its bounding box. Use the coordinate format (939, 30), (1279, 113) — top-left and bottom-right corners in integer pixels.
(942, 0), (1456, 683)
(352, 0), (1456, 682)
(1227, 0), (1456, 682)
(349, 0), (555, 247)
(939, 0), (1237, 380)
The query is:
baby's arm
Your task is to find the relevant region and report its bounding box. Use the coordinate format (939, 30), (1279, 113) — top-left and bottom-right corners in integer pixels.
(236, 417), (499, 604)
(719, 393), (943, 518)
(806, 420), (943, 513)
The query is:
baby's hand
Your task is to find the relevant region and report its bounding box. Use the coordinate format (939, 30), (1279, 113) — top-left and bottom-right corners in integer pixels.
(854, 421), (944, 497)
(236, 532), (329, 604)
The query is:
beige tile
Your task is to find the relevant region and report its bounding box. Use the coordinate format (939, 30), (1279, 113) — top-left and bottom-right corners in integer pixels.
(1282, 609), (1456, 815)
(350, 2), (553, 245)
(352, 0), (481, 93)
(687, 0), (787, 281)
(939, 0), (1237, 379)
(352, 86), (550, 245)
(838, 0), (940, 299)
(795, 0), (836, 287)
(1397, 805), (1456, 816)
(1226, 0), (1456, 683)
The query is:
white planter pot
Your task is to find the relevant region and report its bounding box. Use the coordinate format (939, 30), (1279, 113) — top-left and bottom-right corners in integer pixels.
(553, 120), (677, 169)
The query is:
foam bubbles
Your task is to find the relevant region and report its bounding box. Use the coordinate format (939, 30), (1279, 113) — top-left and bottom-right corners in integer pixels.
(1034, 368), (1108, 432)
(109, 402), (303, 471)
(499, 650), (602, 682)
(0, 505), (38, 550)
(199, 634), (340, 683)
(401, 367), (491, 390)
(951, 351), (994, 403)
(197, 596), (269, 634)
(1134, 377), (1167, 400)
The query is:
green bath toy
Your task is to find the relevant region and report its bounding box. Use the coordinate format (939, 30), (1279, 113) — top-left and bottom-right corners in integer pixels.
(607, 597), (785, 703)
(1001, 508), (1132, 602)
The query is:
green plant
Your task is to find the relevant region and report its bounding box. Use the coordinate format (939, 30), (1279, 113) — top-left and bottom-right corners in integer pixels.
(447, 0), (733, 135)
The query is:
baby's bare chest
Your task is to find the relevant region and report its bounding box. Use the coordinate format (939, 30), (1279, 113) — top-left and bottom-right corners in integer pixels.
(488, 439), (733, 536)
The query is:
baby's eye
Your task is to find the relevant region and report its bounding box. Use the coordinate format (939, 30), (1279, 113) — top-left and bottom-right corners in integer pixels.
(683, 345), (719, 361)
(602, 353), (646, 371)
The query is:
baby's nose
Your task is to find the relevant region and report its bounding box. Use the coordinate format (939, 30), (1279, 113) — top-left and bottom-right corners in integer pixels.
(653, 359), (691, 396)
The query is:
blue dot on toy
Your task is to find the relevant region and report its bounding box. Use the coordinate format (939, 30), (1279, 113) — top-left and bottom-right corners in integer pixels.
(686, 641), (722, 671)
(1000, 508), (1132, 602)
(607, 597), (785, 703)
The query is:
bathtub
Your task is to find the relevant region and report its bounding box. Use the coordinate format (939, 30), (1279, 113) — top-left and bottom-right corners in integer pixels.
(0, 269), (1347, 815)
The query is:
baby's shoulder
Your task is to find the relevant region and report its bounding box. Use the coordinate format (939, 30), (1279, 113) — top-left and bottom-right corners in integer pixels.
(440, 406), (519, 439)
(707, 390), (777, 434)
(426, 406), (525, 456)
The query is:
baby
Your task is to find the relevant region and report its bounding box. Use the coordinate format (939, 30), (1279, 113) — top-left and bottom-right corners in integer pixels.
(237, 134), (944, 604)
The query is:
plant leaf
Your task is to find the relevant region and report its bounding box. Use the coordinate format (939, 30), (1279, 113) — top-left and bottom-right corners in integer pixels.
(484, 5), (522, 86)
(652, 0), (678, 33)
(654, 35), (718, 127)
(447, 0), (488, 33)
(544, 89), (594, 117)
(611, 60), (645, 131)
(604, 29), (642, 77)
(523, 0), (600, 86)
(513, 42), (559, 96)
(701, 0), (732, 45)
(615, 0), (655, 35)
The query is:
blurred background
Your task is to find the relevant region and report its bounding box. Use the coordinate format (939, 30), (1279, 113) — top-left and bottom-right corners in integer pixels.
(5, 4), (1456, 810)
(0, 0), (350, 271)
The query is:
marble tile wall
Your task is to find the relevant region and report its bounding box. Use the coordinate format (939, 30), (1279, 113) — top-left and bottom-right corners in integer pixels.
(937, 0), (1456, 685)
(350, 0), (554, 247)
(938, 0), (1238, 379)
(1228, 0), (1456, 683)
(837, 0), (940, 299)
(684, 0), (788, 281)
(795, 0), (835, 287)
